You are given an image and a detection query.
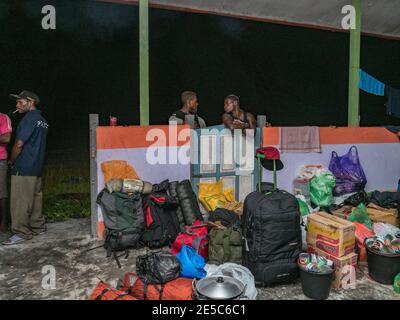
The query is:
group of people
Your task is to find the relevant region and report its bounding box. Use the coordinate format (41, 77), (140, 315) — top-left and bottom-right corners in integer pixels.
(0, 90), (48, 246)
(169, 91), (268, 130)
(0, 90), (264, 246)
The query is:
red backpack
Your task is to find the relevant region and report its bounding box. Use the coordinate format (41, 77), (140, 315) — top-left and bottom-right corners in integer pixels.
(171, 220), (208, 259)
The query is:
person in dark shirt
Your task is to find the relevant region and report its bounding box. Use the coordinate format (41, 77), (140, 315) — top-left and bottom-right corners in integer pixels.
(222, 94), (258, 130)
(169, 91), (206, 128)
(3, 91), (48, 245)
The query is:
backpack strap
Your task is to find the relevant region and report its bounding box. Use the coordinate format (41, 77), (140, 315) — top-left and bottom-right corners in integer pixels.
(95, 288), (111, 300)
(113, 251), (122, 269)
(222, 229), (231, 263)
(114, 292), (131, 300)
(143, 280), (148, 300)
(158, 284), (165, 300)
(192, 235), (206, 253)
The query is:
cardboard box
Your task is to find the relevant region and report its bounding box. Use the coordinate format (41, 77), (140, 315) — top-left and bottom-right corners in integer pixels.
(331, 206), (354, 220)
(307, 245), (358, 289)
(367, 203), (399, 227)
(306, 212), (356, 257)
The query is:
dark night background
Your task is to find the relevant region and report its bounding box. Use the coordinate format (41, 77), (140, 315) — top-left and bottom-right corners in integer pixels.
(1, 0), (399, 158)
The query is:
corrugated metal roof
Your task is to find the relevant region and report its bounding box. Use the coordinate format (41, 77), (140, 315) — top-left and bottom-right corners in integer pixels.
(97, 0), (400, 40)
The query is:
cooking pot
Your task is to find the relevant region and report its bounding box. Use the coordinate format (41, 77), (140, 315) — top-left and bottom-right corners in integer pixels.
(192, 275), (246, 300)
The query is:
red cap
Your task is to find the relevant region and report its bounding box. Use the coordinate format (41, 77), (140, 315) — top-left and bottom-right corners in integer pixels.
(256, 147), (281, 160)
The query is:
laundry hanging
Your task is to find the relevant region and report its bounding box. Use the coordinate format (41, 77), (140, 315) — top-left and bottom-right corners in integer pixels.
(359, 69), (385, 96)
(386, 86), (400, 118)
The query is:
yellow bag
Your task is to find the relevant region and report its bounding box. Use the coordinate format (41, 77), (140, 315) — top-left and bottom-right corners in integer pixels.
(203, 194), (229, 211)
(198, 180), (223, 211)
(223, 187), (235, 202)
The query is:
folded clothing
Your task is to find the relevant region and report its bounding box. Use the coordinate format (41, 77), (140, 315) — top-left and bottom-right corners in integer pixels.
(280, 126), (321, 153)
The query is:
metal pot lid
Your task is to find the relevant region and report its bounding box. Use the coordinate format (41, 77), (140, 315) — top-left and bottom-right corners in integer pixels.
(195, 275), (245, 300)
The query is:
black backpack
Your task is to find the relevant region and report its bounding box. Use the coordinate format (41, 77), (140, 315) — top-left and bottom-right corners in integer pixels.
(140, 192), (182, 249)
(242, 190), (301, 286)
(96, 189), (145, 267)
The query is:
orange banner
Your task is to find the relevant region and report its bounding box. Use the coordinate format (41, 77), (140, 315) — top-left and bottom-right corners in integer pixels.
(263, 127), (399, 146)
(97, 125), (190, 149)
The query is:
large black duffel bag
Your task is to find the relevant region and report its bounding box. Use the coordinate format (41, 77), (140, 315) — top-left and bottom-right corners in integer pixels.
(242, 189), (301, 286)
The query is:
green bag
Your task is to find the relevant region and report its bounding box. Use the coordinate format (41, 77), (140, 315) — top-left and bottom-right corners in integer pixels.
(347, 203), (373, 230)
(297, 198), (311, 216)
(208, 226), (242, 265)
(310, 173), (336, 207)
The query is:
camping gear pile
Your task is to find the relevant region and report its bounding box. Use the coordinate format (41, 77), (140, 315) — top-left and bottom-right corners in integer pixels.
(90, 144), (400, 299)
(289, 145), (400, 296)
(92, 173), (259, 300)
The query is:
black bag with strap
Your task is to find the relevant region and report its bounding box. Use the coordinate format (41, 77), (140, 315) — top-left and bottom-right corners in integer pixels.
(242, 189), (301, 286)
(136, 251), (181, 284)
(141, 181), (182, 248)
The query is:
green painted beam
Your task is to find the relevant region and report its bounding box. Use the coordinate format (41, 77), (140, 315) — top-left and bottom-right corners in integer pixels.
(348, 0), (361, 127)
(139, 0), (149, 125)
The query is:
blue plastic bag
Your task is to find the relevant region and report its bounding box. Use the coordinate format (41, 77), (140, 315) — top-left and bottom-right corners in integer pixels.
(328, 146), (367, 196)
(176, 245), (207, 279)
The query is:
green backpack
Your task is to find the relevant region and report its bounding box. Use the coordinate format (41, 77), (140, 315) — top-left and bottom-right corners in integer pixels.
(208, 226), (242, 265)
(97, 189), (145, 267)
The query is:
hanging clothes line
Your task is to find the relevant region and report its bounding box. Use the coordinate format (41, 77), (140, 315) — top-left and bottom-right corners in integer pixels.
(358, 69), (385, 96)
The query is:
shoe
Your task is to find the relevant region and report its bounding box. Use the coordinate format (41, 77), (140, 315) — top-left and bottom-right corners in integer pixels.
(32, 228), (47, 236)
(2, 234), (26, 245)
(33, 231), (46, 236)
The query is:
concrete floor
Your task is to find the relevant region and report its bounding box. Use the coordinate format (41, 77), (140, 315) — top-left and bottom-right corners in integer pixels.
(0, 218), (399, 300)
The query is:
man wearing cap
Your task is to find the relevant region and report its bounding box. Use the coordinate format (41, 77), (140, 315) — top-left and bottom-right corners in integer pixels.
(3, 91), (48, 245)
(0, 111), (12, 232)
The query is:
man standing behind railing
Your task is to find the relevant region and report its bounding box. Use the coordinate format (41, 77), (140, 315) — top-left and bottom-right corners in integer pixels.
(222, 94), (258, 130)
(169, 91), (206, 129)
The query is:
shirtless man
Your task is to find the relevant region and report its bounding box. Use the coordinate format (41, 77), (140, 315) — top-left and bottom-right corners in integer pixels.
(222, 94), (257, 130)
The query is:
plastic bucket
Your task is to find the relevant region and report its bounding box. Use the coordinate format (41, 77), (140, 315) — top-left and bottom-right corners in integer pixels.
(364, 238), (400, 285)
(298, 261), (334, 300)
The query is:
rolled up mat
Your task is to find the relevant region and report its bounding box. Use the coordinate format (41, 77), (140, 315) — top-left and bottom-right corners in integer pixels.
(176, 180), (203, 225)
(168, 181), (186, 229)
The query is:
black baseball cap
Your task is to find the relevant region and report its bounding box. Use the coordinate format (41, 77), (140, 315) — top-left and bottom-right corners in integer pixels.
(9, 90), (40, 105)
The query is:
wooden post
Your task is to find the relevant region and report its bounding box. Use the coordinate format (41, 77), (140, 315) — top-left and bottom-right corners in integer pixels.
(186, 114), (196, 183)
(257, 115), (266, 128)
(348, 0), (361, 127)
(89, 114), (99, 238)
(139, 0), (149, 125)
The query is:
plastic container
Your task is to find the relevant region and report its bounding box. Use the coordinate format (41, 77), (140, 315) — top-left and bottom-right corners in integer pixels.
(364, 238), (400, 285)
(298, 260), (334, 300)
(110, 116), (117, 126)
(293, 178), (310, 196)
